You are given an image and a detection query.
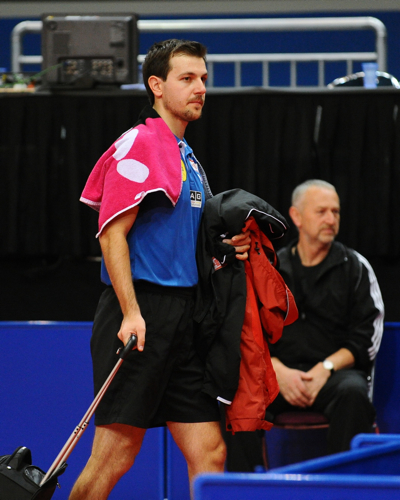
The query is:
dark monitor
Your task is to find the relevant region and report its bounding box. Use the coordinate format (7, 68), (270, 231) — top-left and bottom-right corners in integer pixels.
(41, 14), (139, 88)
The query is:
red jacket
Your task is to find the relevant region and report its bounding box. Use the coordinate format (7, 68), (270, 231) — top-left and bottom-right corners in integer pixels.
(225, 217), (298, 432)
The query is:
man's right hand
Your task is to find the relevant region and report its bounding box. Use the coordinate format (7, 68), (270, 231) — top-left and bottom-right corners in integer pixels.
(118, 311), (146, 352)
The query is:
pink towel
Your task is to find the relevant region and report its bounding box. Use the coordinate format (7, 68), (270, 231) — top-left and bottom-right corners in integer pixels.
(80, 114), (182, 236)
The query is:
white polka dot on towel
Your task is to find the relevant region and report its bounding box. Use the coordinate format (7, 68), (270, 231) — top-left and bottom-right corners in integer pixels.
(117, 159), (149, 183)
(113, 128), (139, 160)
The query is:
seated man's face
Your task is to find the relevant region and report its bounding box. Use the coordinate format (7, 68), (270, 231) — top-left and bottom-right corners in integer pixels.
(299, 187), (340, 246)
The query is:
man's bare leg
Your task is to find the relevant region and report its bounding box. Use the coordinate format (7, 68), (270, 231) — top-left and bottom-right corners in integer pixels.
(167, 421), (226, 498)
(68, 423), (146, 500)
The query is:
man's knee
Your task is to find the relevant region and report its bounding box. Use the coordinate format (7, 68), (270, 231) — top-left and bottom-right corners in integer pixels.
(91, 424), (145, 474)
(191, 430), (226, 467)
(170, 421), (226, 473)
(191, 434), (226, 474)
(325, 370), (374, 419)
(335, 372), (369, 400)
(210, 435), (227, 468)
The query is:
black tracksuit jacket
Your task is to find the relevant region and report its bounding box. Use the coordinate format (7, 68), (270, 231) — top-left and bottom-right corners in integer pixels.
(271, 241), (384, 373)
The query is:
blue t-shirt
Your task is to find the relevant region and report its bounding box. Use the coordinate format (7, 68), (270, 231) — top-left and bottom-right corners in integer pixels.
(101, 138), (205, 287)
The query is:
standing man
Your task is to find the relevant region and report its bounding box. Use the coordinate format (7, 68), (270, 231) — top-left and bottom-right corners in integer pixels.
(267, 179), (384, 453)
(69, 39), (250, 500)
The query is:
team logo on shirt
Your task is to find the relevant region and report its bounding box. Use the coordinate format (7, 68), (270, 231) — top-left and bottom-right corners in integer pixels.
(189, 157), (199, 172)
(190, 190), (202, 208)
(181, 160), (187, 181)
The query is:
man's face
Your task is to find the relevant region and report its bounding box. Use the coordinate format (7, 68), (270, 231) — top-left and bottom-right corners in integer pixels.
(159, 54), (207, 123)
(296, 187), (340, 246)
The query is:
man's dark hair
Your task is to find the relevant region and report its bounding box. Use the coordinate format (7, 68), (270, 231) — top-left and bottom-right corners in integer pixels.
(142, 39), (207, 105)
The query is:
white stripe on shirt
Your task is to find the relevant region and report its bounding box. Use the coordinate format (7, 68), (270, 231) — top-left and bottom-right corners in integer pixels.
(353, 251), (385, 360)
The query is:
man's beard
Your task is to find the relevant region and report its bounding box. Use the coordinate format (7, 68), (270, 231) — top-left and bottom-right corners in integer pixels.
(182, 108), (203, 121)
(165, 99), (204, 122)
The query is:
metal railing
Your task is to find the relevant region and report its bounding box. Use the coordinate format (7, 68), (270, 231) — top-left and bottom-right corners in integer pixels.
(11, 16), (387, 88)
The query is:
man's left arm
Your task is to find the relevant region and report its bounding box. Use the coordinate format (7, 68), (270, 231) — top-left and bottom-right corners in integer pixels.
(305, 255), (384, 405)
(345, 254), (385, 370)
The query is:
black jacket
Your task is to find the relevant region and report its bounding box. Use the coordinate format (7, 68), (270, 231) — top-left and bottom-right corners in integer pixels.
(271, 241), (384, 372)
(194, 188), (289, 402)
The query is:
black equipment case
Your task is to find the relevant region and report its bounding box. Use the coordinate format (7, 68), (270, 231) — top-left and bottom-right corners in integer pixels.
(0, 335), (137, 500)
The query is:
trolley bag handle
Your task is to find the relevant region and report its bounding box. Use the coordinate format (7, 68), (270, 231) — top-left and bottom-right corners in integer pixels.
(40, 334), (138, 486)
(4, 446), (32, 470)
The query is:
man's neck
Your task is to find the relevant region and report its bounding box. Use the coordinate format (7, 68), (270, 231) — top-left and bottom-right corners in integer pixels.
(153, 104), (187, 139)
(296, 239), (332, 267)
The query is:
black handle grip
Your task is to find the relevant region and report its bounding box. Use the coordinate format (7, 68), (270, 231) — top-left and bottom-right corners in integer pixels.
(6, 447), (32, 470)
(117, 334), (138, 360)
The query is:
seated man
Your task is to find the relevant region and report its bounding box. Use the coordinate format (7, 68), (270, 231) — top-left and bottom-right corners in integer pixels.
(267, 179), (384, 453)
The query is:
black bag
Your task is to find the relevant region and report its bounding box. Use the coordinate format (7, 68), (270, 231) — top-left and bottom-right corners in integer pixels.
(0, 446), (66, 500)
(0, 334), (137, 500)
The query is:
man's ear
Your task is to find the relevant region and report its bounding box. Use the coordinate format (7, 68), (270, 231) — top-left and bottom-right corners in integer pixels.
(148, 75), (163, 99)
(289, 205), (302, 229)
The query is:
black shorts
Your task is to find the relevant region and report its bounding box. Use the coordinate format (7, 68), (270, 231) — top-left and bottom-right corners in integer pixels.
(91, 282), (220, 428)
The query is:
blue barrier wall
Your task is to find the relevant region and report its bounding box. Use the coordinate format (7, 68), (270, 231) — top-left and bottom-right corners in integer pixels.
(265, 322), (400, 468)
(374, 322), (400, 433)
(351, 433), (400, 449)
(1, 321), (399, 498)
(270, 440), (400, 475)
(0, 322), (165, 500)
(194, 473), (400, 500)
